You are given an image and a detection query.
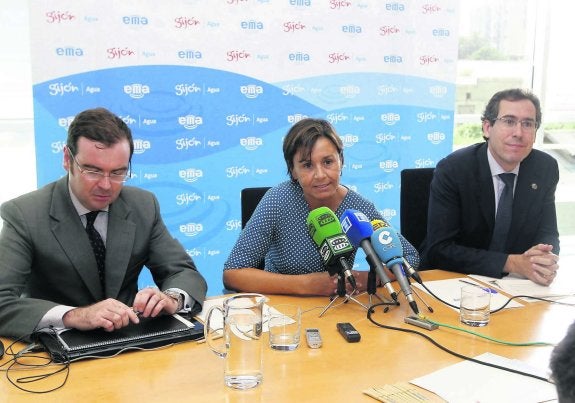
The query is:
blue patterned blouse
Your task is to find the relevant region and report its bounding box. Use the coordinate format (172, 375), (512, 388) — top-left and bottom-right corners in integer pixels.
(224, 180), (420, 274)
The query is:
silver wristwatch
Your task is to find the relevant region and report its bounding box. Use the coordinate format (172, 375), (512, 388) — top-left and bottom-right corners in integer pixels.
(163, 290), (184, 312)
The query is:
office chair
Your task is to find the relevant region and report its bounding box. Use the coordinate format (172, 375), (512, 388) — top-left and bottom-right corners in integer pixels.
(241, 187), (271, 228)
(400, 168), (435, 253)
(223, 187), (272, 293)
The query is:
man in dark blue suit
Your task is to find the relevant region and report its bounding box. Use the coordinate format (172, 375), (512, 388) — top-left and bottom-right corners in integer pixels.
(422, 89), (560, 285)
(0, 108), (207, 339)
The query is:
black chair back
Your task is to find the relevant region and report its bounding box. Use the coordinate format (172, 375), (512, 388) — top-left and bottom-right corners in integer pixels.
(241, 187), (271, 228)
(400, 168), (435, 252)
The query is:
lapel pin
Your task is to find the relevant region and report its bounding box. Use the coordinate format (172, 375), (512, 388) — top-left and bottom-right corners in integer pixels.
(531, 183), (538, 190)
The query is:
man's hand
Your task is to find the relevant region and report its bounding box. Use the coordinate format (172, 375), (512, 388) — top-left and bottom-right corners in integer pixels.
(132, 287), (180, 317)
(505, 244), (559, 285)
(63, 298), (140, 332)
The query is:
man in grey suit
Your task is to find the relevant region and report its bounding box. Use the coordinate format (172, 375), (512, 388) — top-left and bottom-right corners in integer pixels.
(0, 107), (207, 339)
(422, 89), (560, 285)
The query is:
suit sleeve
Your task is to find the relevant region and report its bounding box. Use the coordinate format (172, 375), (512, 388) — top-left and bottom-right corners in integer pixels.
(424, 158), (508, 277)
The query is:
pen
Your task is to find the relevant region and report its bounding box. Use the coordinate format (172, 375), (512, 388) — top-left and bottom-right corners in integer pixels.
(459, 279), (498, 294)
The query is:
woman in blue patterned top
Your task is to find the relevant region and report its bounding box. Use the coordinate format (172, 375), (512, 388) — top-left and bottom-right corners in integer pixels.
(223, 118), (419, 296)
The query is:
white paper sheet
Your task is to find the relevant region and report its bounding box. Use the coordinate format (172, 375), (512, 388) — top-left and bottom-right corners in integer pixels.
(413, 278), (523, 311)
(469, 274), (575, 301)
(410, 352), (557, 403)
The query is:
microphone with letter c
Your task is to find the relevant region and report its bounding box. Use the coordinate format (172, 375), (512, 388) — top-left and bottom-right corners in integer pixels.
(339, 209), (398, 302)
(371, 219), (423, 285)
(371, 226), (420, 315)
(306, 206), (357, 290)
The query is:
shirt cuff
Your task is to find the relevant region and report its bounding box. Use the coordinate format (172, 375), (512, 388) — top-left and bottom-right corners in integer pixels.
(36, 305), (75, 331)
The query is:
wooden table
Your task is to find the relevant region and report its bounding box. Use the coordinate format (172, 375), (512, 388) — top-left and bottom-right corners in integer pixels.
(1, 270), (573, 402)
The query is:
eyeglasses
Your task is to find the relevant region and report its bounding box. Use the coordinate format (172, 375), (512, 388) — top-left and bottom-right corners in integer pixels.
(494, 117), (538, 132)
(69, 149), (130, 183)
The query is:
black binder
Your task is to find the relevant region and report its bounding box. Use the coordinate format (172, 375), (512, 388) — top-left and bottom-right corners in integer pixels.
(33, 314), (204, 363)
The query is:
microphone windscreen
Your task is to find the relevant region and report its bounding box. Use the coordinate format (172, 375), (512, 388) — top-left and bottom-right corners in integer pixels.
(306, 207), (343, 246)
(371, 226), (404, 266)
(340, 209), (373, 247)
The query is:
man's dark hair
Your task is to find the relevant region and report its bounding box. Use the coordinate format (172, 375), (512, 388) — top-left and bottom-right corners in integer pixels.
(66, 107), (134, 160)
(480, 88), (542, 140)
(550, 320), (575, 402)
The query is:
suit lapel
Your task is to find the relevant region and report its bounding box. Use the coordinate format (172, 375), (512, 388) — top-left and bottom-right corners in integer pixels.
(105, 195), (136, 299)
(508, 154), (541, 247)
(50, 178), (103, 301)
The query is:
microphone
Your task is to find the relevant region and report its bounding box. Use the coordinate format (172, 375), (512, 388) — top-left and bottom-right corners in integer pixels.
(370, 220), (422, 284)
(306, 207), (357, 290)
(371, 226), (420, 315)
(339, 209), (398, 302)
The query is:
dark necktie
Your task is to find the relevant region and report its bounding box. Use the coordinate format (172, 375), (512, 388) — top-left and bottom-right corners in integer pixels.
(489, 173), (516, 252)
(85, 211), (106, 291)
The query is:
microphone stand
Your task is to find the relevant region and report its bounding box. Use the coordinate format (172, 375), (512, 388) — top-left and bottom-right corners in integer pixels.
(319, 275), (370, 317)
(366, 267), (397, 313)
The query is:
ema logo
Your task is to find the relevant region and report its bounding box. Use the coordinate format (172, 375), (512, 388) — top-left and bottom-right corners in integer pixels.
(379, 160), (399, 172)
(133, 139), (151, 154)
(288, 52), (311, 62)
(177, 49), (203, 60)
(176, 192), (202, 206)
(385, 2), (405, 11)
(178, 168), (204, 183)
(240, 137), (263, 151)
(374, 182), (394, 193)
(289, 0), (312, 6)
(175, 83), (201, 96)
(432, 28), (450, 37)
(57, 116), (75, 128)
(288, 114), (308, 124)
(179, 223), (203, 237)
(340, 134), (359, 148)
(122, 15), (149, 25)
(427, 131), (446, 145)
(382, 208), (397, 221)
(124, 84), (150, 99)
(240, 85), (263, 99)
(381, 113), (400, 125)
(241, 20), (264, 30)
(55, 47), (84, 57)
(383, 55), (403, 63)
(340, 85), (360, 98)
(49, 82), (79, 96)
(178, 115), (203, 130)
(342, 24), (362, 34)
(429, 85), (448, 97)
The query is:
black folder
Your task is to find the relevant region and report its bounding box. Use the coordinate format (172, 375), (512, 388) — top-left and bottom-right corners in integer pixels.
(33, 314), (204, 363)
